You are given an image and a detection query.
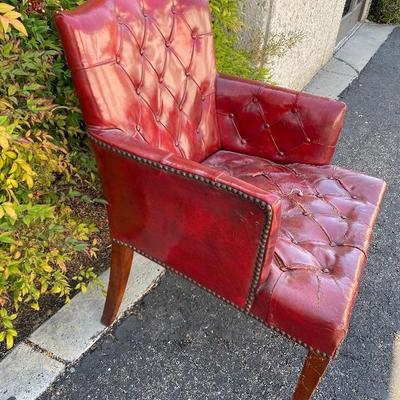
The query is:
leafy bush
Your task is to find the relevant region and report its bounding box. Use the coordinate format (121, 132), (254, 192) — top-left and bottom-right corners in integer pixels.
(369, 0), (400, 24)
(0, 0), (99, 350)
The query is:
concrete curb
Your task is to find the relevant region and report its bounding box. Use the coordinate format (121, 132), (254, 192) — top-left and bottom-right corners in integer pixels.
(0, 21), (395, 400)
(305, 23), (395, 98)
(0, 254), (165, 400)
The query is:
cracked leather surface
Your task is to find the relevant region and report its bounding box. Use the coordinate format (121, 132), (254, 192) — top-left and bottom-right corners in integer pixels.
(56, 0), (386, 357)
(203, 150), (386, 355)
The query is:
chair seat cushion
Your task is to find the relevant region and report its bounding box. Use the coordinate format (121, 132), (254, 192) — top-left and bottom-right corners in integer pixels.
(203, 150), (386, 356)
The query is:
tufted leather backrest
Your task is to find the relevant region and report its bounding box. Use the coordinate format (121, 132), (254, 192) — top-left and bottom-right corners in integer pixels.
(56, 0), (220, 162)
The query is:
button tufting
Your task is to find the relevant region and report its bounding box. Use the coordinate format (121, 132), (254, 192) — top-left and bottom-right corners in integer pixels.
(165, 41), (171, 47)
(171, 6), (176, 13)
(116, 55), (121, 64)
(185, 71), (190, 77)
(136, 125), (141, 132)
(322, 268), (330, 274)
(305, 137), (311, 143)
(229, 113), (234, 118)
(241, 139), (247, 144)
(159, 77), (163, 83)
(201, 96), (206, 102)
(140, 48), (144, 55)
(278, 151), (284, 156)
(252, 97), (258, 103)
(292, 107), (298, 113)
(264, 123), (270, 129)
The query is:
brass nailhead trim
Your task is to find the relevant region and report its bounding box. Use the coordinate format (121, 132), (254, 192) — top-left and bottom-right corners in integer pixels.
(112, 238), (331, 359)
(89, 133), (272, 311)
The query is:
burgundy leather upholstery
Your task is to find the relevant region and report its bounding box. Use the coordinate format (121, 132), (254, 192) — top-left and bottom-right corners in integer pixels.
(56, 0), (386, 358)
(56, 0), (219, 162)
(216, 75), (347, 165)
(203, 151), (386, 355)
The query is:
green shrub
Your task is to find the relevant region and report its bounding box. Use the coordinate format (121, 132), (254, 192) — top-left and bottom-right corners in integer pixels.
(0, 0), (99, 350)
(369, 0), (400, 24)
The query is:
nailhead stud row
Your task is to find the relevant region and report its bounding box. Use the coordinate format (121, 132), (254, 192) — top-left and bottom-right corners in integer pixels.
(112, 237), (331, 359)
(89, 133), (272, 307)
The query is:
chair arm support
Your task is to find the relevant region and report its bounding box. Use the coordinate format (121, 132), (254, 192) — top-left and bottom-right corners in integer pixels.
(88, 127), (281, 311)
(216, 74), (347, 165)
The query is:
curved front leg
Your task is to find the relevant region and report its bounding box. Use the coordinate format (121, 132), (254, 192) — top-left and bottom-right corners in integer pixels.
(101, 242), (134, 326)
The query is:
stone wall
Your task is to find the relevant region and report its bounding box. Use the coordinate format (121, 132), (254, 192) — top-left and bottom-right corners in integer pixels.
(241, 0), (371, 90)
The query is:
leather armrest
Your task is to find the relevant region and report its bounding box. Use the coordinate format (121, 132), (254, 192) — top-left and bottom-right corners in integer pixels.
(88, 127), (281, 311)
(216, 74), (347, 165)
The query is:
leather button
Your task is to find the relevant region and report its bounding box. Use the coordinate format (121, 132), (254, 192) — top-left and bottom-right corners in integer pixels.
(305, 137), (311, 143)
(252, 97), (258, 103)
(185, 71), (190, 77)
(136, 125), (141, 132)
(139, 48), (144, 55)
(241, 139), (247, 144)
(159, 77), (163, 83)
(229, 113), (234, 118)
(165, 41), (171, 47)
(278, 151), (284, 156)
(263, 123), (270, 129)
(292, 107), (298, 113)
(116, 55), (121, 64)
(136, 88), (140, 95)
(201, 96), (206, 102)
(171, 6), (176, 13)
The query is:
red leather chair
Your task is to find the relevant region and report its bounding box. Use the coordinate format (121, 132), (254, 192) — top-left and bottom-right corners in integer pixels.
(56, 1), (386, 398)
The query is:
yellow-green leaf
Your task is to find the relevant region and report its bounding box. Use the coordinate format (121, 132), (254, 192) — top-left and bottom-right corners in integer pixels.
(6, 332), (14, 349)
(9, 18), (27, 36)
(3, 10), (21, 19)
(0, 14), (9, 32)
(25, 174), (34, 188)
(0, 3), (14, 13)
(3, 203), (17, 220)
(42, 263), (53, 273)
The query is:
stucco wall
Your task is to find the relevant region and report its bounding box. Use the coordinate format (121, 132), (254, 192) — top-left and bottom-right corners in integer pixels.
(241, 0), (371, 90)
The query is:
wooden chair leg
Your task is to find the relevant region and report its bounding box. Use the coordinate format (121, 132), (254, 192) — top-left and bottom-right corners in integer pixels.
(293, 351), (331, 400)
(101, 242), (134, 326)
